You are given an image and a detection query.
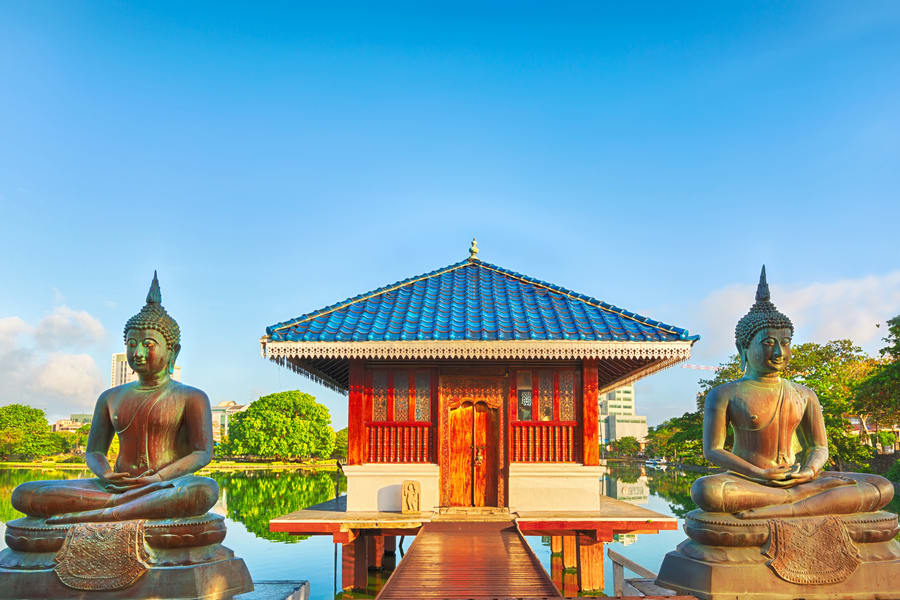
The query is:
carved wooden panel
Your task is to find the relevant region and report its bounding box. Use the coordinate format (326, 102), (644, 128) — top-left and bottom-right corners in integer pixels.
(449, 403), (473, 506)
(474, 404), (498, 507)
(440, 375), (506, 506)
(442, 376), (505, 410)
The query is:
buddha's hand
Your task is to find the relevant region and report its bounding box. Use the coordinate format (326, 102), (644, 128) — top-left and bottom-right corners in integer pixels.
(786, 466), (816, 484)
(100, 471), (134, 490)
(103, 469), (164, 493)
(757, 465), (794, 486)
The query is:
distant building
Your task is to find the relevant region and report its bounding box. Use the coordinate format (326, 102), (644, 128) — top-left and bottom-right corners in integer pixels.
(599, 384), (648, 445)
(52, 419), (84, 433)
(110, 352), (181, 387)
(211, 401), (247, 443)
(604, 473), (649, 505)
(53, 414), (92, 432)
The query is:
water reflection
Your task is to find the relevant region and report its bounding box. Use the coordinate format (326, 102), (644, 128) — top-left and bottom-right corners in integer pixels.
(208, 470), (346, 543)
(0, 468), (90, 522)
(608, 461), (701, 517)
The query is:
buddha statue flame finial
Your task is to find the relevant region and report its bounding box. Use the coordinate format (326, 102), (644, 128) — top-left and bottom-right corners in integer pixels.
(734, 265), (793, 352)
(469, 237), (479, 260)
(124, 270), (181, 348)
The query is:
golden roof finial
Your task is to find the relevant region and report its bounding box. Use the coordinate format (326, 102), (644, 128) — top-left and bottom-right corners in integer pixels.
(469, 237), (479, 260)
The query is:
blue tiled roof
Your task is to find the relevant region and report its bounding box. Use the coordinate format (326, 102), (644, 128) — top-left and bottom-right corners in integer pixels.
(266, 259), (697, 343)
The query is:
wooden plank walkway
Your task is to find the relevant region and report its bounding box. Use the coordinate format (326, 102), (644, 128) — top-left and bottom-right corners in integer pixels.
(376, 521), (561, 600)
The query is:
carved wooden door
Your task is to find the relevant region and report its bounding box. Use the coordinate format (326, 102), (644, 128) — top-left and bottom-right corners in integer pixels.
(449, 400), (498, 507)
(473, 403), (498, 506)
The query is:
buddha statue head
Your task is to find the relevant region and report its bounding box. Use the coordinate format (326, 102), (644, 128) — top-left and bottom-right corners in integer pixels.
(123, 271), (181, 378)
(735, 266), (794, 374)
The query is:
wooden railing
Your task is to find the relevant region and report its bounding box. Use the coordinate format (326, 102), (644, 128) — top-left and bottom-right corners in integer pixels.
(607, 548), (674, 597)
(511, 421), (579, 462)
(365, 422), (433, 463)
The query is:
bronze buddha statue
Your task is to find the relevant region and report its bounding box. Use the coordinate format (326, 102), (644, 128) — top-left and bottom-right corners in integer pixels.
(690, 266), (893, 518)
(12, 272), (219, 523)
(1, 273), (252, 599)
(657, 267), (900, 600)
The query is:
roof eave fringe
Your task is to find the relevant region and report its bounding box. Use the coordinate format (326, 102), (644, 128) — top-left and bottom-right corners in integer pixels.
(264, 340), (694, 362)
(269, 355), (348, 395)
(596, 353), (690, 396)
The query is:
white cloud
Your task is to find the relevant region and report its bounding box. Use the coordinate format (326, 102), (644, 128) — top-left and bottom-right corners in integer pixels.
(0, 308), (106, 419)
(0, 316), (33, 350)
(34, 305), (106, 350)
(30, 353), (104, 409)
(693, 270), (900, 361)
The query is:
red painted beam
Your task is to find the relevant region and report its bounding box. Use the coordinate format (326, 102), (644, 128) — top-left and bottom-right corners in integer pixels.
(582, 359), (599, 466)
(348, 359), (365, 465)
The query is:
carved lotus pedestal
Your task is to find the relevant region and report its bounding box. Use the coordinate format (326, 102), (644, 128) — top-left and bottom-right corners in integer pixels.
(0, 514), (253, 599)
(656, 509), (900, 600)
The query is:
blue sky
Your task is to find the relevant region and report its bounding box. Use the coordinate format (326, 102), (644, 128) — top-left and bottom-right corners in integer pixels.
(1, 2), (899, 427)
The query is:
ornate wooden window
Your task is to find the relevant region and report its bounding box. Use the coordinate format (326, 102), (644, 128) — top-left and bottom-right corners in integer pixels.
(511, 367), (581, 462)
(370, 368), (433, 423)
(414, 371), (431, 422)
(366, 368), (435, 463)
(516, 370), (533, 421)
(513, 368), (580, 423)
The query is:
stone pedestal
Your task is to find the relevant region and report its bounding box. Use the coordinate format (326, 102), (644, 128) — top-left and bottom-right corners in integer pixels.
(657, 510), (900, 600)
(0, 514), (253, 600)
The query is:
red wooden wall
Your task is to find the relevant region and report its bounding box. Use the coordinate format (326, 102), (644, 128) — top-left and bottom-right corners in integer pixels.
(346, 361), (600, 466)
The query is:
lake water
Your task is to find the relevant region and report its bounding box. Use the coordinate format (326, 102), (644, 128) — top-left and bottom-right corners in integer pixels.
(2, 464), (897, 598)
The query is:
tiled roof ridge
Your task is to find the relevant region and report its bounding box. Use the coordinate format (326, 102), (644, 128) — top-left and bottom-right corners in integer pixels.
(268, 259), (470, 334)
(268, 257), (695, 340)
(472, 260), (689, 337)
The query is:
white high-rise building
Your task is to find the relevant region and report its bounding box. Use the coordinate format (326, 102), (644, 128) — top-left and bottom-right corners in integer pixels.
(599, 384), (648, 445)
(111, 352), (181, 387)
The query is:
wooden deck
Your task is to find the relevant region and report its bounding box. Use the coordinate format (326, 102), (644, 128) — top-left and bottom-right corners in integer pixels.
(376, 521), (561, 600)
(269, 494), (677, 543)
(516, 496), (677, 539)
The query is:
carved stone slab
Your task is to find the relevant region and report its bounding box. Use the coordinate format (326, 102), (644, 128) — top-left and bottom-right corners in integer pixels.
(54, 521), (149, 591)
(401, 480), (421, 514)
(765, 515), (860, 585)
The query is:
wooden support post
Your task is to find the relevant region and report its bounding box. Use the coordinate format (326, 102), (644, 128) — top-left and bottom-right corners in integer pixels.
(577, 534), (604, 593)
(551, 553), (564, 591)
(341, 534), (369, 591)
(563, 569), (579, 597)
(582, 359), (599, 466)
(348, 359), (365, 465)
(563, 535), (577, 570)
(550, 535), (562, 555)
(382, 534), (397, 570)
(367, 535), (384, 570)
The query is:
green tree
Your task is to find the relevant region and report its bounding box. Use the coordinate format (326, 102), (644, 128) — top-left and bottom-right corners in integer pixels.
(876, 431), (896, 450)
(72, 424), (91, 453)
(645, 411), (707, 466)
(0, 404), (53, 460)
(222, 391), (336, 460)
(855, 315), (900, 442)
(332, 427), (348, 461)
(207, 470), (344, 542)
(46, 432), (74, 455)
(886, 459), (900, 483)
(782, 340), (876, 470)
(608, 436), (640, 457)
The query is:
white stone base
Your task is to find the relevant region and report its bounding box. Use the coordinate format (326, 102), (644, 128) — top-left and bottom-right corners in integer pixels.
(508, 463), (602, 512)
(344, 464), (440, 512)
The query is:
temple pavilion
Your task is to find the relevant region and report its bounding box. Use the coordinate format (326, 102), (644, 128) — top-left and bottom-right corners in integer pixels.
(261, 242), (698, 514)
